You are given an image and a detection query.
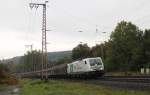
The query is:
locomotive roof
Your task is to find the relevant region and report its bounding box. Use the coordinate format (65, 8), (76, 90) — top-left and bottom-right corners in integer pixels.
(72, 57), (102, 62)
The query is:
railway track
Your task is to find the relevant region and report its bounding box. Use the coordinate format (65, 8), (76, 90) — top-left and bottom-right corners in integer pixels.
(49, 75), (150, 91)
(99, 75), (150, 83)
(85, 76), (150, 91)
(21, 74), (150, 91)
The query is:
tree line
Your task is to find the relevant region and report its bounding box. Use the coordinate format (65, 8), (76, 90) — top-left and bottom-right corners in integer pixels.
(72, 21), (150, 72)
(14, 21), (150, 73)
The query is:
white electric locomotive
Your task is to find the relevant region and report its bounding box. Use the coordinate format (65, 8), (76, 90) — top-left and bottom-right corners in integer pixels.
(48, 57), (105, 78)
(67, 57), (104, 77)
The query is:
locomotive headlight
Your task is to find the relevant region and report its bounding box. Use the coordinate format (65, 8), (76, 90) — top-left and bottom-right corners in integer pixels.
(98, 65), (103, 70)
(100, 67), (103, 70)
(91, 65), (103, 71)
(101, 66), (104, 70)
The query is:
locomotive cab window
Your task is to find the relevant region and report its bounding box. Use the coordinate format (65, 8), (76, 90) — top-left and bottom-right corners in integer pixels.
(96, 59), (102, 65)
(89, 59), (102, 66)
(89, 59), (95, 66)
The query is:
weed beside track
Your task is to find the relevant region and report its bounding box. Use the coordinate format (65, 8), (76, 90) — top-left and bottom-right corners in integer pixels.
(19, 79), (149, 95)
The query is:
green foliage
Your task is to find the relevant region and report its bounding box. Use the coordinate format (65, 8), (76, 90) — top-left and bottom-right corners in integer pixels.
(143, 29), (150, 67)
(71, 21), (150, 72)
(72, 44), (90, 60)
(104, 21), (146, 71)
(91, 43), (108, 60)
(0, 84), (7, 91)
(0, 64), (5, 70)
(12, 21), (150, 73)
(55, 57), (72, 65)
(0, 64), (8, 79)
(91, 44), (103, 58)
(20, 80), (149, 95)
(0, 64), (17, 85)
(16, 50), (42, 73)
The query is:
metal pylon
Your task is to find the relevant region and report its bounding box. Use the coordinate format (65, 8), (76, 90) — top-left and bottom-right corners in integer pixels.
(42, 4), (48, 80)
(29, 1), (48, 80)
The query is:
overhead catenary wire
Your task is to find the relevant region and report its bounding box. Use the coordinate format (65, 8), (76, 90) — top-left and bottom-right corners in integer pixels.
(50, 6), (112, 33)
(49, 6), (112, 45)
(33, 0), (150, 34)
(28, 0), (150, 47)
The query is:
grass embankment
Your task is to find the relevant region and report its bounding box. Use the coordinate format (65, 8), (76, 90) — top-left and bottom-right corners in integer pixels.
(0, 74), (18, 92)
(20, 79), (149, 95)
(0, 84), (7, 91)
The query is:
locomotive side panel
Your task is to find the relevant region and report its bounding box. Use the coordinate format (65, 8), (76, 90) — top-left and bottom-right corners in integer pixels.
(67, 57), (105, 77)
(48, 57), (105, 78)
(67, 60), (91, 74)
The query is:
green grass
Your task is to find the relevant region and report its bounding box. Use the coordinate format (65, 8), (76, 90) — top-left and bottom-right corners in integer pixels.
(20, 79), (149, 95)
(0, 84), (7, 91)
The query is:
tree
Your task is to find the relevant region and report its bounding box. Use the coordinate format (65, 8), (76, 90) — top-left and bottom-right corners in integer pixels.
(142, 29), (150, 67)
(91, 43), (106, 60)
(72, 44), (90, 60)
(55, 57), (72, 65)
(109, 21), (143, 71)
(0, 64), (10, 83)
(17, 50), (42, 73)
(0, 64), (7, 78)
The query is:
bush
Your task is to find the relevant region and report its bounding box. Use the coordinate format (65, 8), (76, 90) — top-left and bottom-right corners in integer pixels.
(0, 64), (18, 85)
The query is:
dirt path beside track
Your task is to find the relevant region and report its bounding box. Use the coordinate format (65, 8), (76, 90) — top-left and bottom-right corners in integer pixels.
(0, 85), (20, 95)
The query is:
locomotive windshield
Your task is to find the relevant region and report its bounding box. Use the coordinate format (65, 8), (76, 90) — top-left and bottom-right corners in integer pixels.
(89, 58), (102, 66)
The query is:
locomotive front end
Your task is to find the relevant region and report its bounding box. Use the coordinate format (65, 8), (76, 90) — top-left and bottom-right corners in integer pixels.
(87, 57), (105, 77)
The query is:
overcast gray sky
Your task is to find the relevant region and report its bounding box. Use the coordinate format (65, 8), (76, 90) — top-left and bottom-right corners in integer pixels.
(0, 0), (150, 59)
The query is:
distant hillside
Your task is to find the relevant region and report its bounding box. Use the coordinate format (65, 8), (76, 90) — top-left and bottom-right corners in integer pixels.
(1, 56), (21, 64)
(47, 51), (72, 62)
(2, 51), (72, 64)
